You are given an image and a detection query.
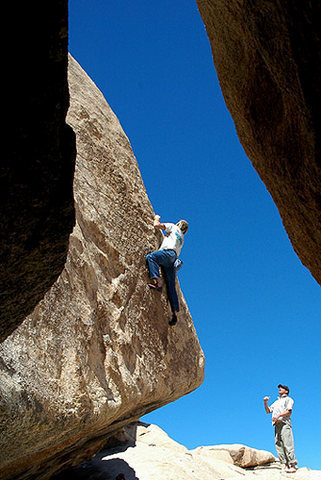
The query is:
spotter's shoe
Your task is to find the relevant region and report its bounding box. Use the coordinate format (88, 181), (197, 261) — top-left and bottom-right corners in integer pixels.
(285, 467), (297, 473)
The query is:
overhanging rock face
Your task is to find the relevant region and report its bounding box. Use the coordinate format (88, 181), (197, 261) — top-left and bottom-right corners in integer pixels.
(196, 0), (321, 285)
(0, 56), (204, 480)
(0, 1), (76, 342)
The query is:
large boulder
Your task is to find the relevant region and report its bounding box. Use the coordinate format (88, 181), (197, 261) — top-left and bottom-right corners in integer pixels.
(196, 0), (321, 285)
(0, 56), (204, 480)
(1, 1), (76, 341)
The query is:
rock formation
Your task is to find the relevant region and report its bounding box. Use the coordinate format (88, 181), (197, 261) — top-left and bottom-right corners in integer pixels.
(196, 0), (321, 285)
(53, 422), (321, 480)
(1, 1), (76, 342)
(0, 56), (204, 480)
(193, 443), (275, 468)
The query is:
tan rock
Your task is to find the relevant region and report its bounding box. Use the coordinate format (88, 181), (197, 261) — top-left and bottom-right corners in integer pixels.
(53, 422), (321, 480)
(196, 0), (321, 286)
(193, 444), (276, 468)
(0, 56), (204, 480)
(56, 423), (248, 480)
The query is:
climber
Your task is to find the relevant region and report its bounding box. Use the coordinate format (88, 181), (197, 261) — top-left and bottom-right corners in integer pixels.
(146, 214), (189, 326)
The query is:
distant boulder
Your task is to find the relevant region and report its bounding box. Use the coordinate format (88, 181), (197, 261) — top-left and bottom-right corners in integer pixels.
(193, 444), (276, 468)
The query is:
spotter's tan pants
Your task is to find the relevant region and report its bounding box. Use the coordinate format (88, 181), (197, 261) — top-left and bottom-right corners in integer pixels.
(274, 422), (297, 466)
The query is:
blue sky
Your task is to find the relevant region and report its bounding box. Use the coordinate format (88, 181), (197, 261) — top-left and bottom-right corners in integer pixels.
(69, 1), (321, 470)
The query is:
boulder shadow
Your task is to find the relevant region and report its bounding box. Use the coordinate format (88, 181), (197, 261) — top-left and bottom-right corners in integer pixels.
(53, 423), (141, 480)
(53, 457), (139, 480)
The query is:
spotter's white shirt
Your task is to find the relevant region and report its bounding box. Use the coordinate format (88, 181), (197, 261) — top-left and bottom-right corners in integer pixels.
(269, 394), (294, 426)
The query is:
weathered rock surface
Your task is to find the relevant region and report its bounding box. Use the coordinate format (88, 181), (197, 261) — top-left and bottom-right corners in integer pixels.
(0, 56), (204, 480)
(196, 0), (321, 285)
(193, 443), (275, 468)
(53, 422), (321, 480)
(1, 1), (76, 341)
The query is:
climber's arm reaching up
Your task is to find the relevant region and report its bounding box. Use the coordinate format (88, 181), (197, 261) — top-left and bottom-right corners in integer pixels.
(153, 214), (166, 230)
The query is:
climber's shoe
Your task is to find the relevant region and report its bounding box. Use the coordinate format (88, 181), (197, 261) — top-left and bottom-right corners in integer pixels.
(148, 283), (162, 292)
(169, 313), (177, 326)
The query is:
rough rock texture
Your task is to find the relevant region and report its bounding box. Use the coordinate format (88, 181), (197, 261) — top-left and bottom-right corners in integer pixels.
(0, 1), (76, 342)
(53, 422), (321, 480)
(193, 443), (275, 468)
(0, 56), (204, 480)
(196, 0), (321, 285)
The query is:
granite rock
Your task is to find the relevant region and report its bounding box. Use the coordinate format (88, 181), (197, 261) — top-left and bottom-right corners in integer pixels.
(0, 56), (204, 480)
(196, 0), (321, 285)
(193, 443), (275, 468)
(53, 422), (321, 480)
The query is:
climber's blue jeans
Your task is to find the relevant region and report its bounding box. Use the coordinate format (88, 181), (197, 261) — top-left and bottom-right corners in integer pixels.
(146, 249), (179, 312)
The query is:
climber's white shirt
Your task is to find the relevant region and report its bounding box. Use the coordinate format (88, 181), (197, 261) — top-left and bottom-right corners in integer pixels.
(160, 223), (184, 256)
